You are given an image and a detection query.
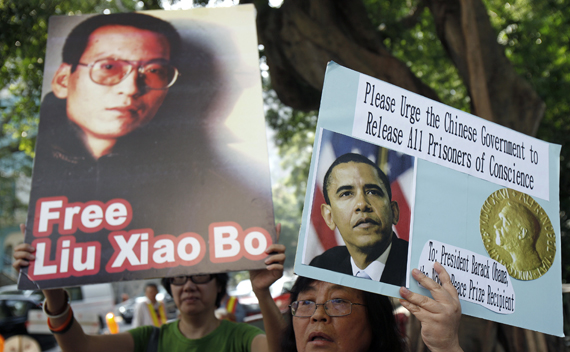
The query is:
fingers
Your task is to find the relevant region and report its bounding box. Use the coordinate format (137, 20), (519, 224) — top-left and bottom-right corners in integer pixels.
(411, 267), (441, 292)
(402, 265), (463, 352)
(265, 263), (284, 271)
(265, 243), (285, 255)
(265, 254), (285, 267)
(433, 262), (460, 301)
(410, 264), (457, 305)
(13, 243), (36, 259)
(401, 267), (447, 314)
(14, 243), (35, 254)
(258, 242), (285, 272)
(14, 226), (33, 271)
(265, 253), (285, 266)
(12, 243), (36, 271)
(398, 299), (422, 318)
(400, 264), (462, 316)
(399, 285), (433, 314)
(13, 258), (30, 270)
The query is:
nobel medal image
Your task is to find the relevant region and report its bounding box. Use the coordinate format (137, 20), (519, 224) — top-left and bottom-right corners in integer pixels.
(480, 188), (556, 280)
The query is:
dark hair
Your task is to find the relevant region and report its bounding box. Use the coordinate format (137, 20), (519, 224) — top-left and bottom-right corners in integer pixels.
(281, 276), (405, 352)
(161, 273), (229, 308)
(145, 282), (158, 290)
(62, 13), (181, 71)
(323, 153), (392, 205)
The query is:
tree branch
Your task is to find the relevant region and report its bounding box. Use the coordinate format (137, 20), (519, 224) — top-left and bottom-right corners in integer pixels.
(425, 0), (544, 135)
(255, 0), (439, 111)
(460, 0), (494, 121)
(399, 0), (428, 30)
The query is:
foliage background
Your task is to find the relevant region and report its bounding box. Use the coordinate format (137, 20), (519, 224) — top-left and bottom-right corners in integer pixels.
(0, 0), (568, 282)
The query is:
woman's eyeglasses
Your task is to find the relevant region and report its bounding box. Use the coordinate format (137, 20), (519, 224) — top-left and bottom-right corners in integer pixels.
(289, 298), (366, 317)
(169, 274), (214, 286)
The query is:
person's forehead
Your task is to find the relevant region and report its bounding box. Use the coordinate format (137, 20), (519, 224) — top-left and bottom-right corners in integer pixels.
(329, 162), (384, 188)
(300, 281), (364, 300)
(81, 24), (170, 60)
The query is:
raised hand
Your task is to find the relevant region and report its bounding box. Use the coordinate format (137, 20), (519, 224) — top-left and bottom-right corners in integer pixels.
(399, 262), (463, 352)
(12, 224), (36, 271)
(250, 223), (286, 293)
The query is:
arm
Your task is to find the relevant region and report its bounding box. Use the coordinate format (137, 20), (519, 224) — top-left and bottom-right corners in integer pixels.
(249, 224), (286, 352)
(399, 262), (463, 352)
(13, 225), (135, 352)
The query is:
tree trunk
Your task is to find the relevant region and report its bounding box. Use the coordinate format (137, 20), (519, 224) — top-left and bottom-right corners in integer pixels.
(251, 0), (544, 135)
(425, 0), (545, 135)
(250, 0), (439, 111)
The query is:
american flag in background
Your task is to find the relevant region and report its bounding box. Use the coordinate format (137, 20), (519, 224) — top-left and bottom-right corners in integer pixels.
(303, 129), (415, 264)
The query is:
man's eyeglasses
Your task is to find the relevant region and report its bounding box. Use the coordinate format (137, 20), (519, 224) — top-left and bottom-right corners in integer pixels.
(77, 58), (179, 90)
(169, 274), (214, 286)
(289, 299), (366, 317)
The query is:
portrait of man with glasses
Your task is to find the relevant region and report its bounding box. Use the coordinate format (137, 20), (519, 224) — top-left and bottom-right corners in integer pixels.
(43, 13), (180, 162)
(23, 8), (276, 288)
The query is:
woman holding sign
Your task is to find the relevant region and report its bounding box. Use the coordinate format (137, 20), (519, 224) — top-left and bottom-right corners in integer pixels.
(13, 225), (286, 352)
(282, 262), (463, 352)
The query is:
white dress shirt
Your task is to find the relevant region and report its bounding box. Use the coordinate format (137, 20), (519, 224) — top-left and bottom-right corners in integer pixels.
(350, 242), (392, 281)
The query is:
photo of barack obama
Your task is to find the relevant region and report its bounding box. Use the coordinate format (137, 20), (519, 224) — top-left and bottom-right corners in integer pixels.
(309, 152), (410, 286)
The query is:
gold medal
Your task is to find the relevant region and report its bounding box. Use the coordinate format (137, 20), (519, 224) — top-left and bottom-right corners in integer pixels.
(480, 188), (555, 280)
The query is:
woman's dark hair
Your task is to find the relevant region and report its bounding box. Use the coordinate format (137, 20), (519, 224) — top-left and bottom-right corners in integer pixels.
(281, 276), (406, 352)
(161, 273), (229, 308)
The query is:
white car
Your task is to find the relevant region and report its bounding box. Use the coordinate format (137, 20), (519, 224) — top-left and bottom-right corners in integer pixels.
(228, 275), (296, 319)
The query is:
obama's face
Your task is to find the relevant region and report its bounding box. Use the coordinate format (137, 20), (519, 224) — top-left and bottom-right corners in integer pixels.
(52, 25), (172, 143)
(321, 162), (399, 254)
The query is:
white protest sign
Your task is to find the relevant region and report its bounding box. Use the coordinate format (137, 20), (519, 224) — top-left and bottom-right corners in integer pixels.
(418, 240), (515, 314)
(352, 76), (549, 200)
(296, 62), (562, 336)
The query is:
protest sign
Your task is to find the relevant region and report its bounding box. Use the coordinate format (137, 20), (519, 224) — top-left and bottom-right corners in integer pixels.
(295, 62), (562, 336)
(20, 5), (276, 290)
